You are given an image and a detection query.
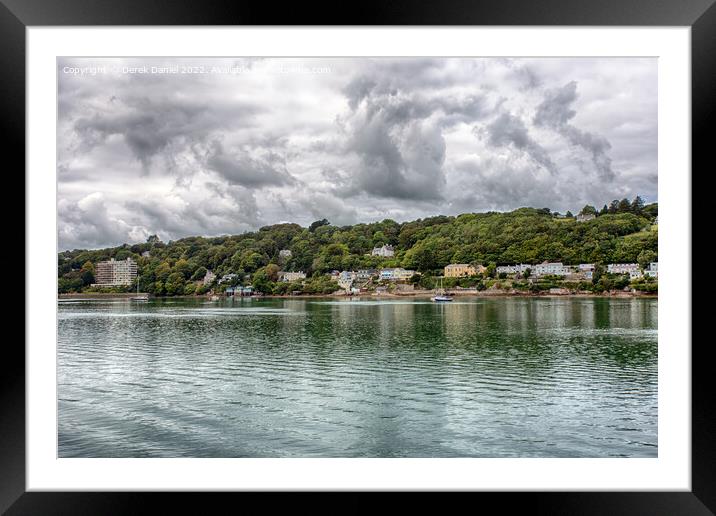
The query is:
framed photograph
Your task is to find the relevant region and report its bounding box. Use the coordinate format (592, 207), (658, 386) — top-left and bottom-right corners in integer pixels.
(4, 0), (711, 512)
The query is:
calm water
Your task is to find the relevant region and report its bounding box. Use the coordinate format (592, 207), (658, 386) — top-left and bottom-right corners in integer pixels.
(58, 296), (658, 458)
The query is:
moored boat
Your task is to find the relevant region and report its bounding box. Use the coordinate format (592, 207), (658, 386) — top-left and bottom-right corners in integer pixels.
(131, 282), (149, 301)
(431, 295), (453, 302)
(431, 278), (453, 302)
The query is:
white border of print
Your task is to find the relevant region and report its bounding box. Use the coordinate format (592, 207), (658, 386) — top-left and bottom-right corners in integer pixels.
(27, 26), (690, 491)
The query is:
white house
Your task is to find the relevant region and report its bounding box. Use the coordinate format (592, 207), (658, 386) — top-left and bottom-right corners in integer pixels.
(372, 244), (395, 258)
(357, 269), (378, 280)
(278, 249), (292, 259)
(644, 262), (658, 278)
(629, 269), (643, 280)
(202, 270), (216, 285)
(337, 277), (353, 290)
(393, 268), (415, 281)
(380, 268), (395, 281)
(218, 273), (238, 284)
(339, 271), (356, 282)
(279, 271), (306, 282)
(379, 268), (415, 281)
(533, 262), (570, 277)
(578, 263), (595, 271)
(496, 264), (531, 275)
(576, 213), (596, 222)
(607, 263), (640, 274)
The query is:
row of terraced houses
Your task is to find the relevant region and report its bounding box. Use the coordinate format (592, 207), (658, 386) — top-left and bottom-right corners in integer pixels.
(88, 256), (657, 291)
(490, 261), (658, 280)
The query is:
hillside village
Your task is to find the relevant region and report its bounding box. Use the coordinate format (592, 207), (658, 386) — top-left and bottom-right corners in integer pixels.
(58, 198), (658, 297)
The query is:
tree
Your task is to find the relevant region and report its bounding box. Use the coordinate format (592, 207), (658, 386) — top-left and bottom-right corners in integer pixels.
(252, 269), (272, 294)
(164, 272), (185, 296)
(80, 261), (95, 286)
(372, 230), (387, 247)
(190, 266), (208, 281)
(600, 204), (608, 216)
(58, 275), (83, 293)
(643, 203), (658, 219)
(309, 219), (330, 232)
(155, 262), (172, 282)
(147, 234), (161, 244)
(630, 195), (645, 214)
(265, 263), (280, 282)
(592, 264), (604, 285)
(618, 198), (631, 213)
(173, 258), (192, 279)
(153, 281), (165, 296)
(579, 205), (597, 216)
(637, 250), (657, 270)
(524, 268), (531, 279)
(565, 211), (574, 218)
(418, 274), (435, 290)
(240, 252), (266, 273)
(403, 240), (438, 272)
(303, 275), (340, 294)
(486, 262), (497, 279)
(115, 249), (131, 261)
(313, 243), (349, 272)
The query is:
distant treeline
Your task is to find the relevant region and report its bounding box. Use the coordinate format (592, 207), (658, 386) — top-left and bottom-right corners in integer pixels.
(58, 197), (657, 295)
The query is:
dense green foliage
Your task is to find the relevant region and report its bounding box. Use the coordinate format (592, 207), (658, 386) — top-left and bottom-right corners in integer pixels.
(58, 200), (657, 295)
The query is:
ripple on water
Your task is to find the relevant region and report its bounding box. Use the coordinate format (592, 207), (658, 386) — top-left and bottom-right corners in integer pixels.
(58, 297), (657, 458)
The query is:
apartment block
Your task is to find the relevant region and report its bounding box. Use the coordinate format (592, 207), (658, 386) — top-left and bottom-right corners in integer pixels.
(93, 257), (137, 286)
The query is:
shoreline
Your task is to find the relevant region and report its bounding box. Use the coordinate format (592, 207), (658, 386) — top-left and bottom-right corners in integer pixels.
(59, 290), (657, 301)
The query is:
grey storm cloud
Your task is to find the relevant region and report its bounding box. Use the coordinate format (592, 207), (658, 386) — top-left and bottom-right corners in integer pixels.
(516, 66), (542, 90)
(57, 57), (656, 250)
(339, 72), (492, 202)
(58, 193), (144, 250)
(345, 73), (490, 127)
(71, 95), (262, 172)
(343, 76), (377, 110)
(123, 186), (261, 241)
(534, 81), (616, 181)
(379, 95), (490, 127)
(205, 141), (296, 188)
(485, 113), (557, 175)
(342, 101), (448, 201)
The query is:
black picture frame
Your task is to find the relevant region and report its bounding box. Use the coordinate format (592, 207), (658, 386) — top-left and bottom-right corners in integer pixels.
(2, 0), (710, 513)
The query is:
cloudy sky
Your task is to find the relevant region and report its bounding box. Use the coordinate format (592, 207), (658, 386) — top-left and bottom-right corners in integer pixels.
(58, 57), (657, 250)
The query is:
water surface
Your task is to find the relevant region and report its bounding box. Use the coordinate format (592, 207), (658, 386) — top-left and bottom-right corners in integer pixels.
(58, 296), (658, 457)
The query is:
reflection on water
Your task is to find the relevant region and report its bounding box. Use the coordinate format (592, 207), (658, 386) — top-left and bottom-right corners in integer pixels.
(58, 296), (657, 458)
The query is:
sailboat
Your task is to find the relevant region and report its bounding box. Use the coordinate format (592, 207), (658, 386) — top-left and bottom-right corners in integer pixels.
(431, 277), (453, 302)
(131, 280), (148, 302)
